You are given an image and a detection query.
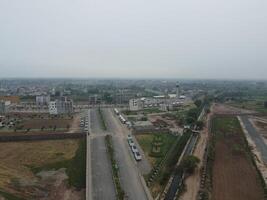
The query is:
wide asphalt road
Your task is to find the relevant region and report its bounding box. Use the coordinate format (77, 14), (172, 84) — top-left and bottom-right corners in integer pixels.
(90, 109), (116, 200)
(239, 116), (267, 163)
(103, 108), (149, 200)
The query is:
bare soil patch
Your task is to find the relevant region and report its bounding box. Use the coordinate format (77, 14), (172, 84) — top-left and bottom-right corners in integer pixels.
(211, 117), (264, 200)
(0, 140), (82, 199)
(213, 103), (256, 115)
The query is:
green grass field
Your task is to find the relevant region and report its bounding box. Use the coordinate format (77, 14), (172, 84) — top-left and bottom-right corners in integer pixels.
(136, 133), (176, 166)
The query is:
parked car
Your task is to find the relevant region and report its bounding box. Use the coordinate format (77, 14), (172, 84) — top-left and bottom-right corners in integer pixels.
(131, 145), (138, 153)
(134, 152), (142, 161)
(128, 139), (135, 146)
(127, 134), (133, 140)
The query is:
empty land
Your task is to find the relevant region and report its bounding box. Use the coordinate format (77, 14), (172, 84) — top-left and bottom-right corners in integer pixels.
(0, 139), (85, 200)
(211, 116), (265, 200)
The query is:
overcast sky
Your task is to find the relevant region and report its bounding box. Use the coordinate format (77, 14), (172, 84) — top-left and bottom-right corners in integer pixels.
(0, 0), (266, 79)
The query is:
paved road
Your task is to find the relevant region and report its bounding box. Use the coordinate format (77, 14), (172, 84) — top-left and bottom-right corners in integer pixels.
(89, 109), (116, 200)
(239, 116), (267, 163)
(103, 108), (149, 200)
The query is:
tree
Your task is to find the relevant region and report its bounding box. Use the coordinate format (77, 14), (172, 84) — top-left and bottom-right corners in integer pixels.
(196, 121), (204, 130)
(180, 155), (200, 174)
(194, 99), (202, 108)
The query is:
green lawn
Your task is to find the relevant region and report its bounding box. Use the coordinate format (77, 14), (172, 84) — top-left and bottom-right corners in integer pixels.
(136, 133), (177, 166)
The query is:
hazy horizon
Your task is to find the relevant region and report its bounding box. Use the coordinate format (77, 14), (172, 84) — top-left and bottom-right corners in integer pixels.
(0, 0), (267, 79)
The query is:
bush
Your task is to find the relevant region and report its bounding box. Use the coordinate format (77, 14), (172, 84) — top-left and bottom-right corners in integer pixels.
(180, 155), (200, 174)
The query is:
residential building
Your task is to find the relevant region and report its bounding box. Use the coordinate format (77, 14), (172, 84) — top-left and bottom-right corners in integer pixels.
(0, 101), (10, 114)
(36, 95), (50, 106)
(49, 97), (73, 115)
(129, 98), (144, 111)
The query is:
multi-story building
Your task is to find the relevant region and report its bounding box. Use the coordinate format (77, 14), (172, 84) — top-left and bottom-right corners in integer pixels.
(49, 97), (73, 115)
(0, 101), (5, 114)
(36, 95), (50, 106)
(0, 101), (10, 114)
(129, 99), (144, 111)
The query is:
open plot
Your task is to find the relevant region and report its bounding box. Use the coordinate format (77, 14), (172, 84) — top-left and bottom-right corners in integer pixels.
(0, 139), (85, 200)
(211, 117), (265, 200)
(0, 113), (78, 133)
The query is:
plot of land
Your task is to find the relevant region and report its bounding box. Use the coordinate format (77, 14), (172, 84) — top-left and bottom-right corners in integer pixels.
(136, 133), (176, 167)
(211, 117), (264, 200)
(0, 139), (85, 200)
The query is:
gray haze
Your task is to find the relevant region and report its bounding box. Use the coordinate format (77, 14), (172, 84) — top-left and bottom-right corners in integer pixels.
(0, 0), (267, 79)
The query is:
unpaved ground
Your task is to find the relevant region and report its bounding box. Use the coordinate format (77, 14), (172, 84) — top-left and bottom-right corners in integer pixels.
(68, 114), (81, 133)
(212, 117), (264, 200)
(212, 138), (264, 200)
(0, 140), (82, 199)
(148, 115), (183, 133)
(213, 103), (256, 115)
(22, 118), (72, 129)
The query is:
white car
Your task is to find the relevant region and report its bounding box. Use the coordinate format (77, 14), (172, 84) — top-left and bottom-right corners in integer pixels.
(131, 145), (138, 153)
(134, 152), (142, 161)
(127, 134), (133, 140)
(128, 139), (135, 147)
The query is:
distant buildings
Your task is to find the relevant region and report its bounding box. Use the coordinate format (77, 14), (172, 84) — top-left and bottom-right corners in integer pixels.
(0, 100), (10, 114)
(129, 99), (144, 111)
(0, 101), (5, 114)
(36, 95), (50, 106)
(49, 97), (73, 115)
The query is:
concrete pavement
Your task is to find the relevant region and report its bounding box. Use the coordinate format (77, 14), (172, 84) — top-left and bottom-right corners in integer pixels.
(89, 109), (116, 200)
(103, 108), (152, 200)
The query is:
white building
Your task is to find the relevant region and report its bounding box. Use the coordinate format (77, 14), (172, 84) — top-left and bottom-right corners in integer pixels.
(129, 99), (144, 111)
(49, 97), (73, 115)
(36, 95), (50, 106)
(0, 101), (10, 114)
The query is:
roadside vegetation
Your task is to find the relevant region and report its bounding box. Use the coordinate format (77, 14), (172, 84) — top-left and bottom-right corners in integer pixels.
(140, 131), (192, 197)
(98, 107), (107, 130)
(105, 135), (125, 200)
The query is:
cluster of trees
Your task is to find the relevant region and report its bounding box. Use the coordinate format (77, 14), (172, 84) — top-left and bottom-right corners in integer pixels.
(180, 155), (200, 174)
(185, 99), (203, 127)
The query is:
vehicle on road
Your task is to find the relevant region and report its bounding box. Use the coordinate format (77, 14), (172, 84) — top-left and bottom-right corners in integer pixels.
(128, 139), (135, 146)
(134, 152), (142, 161)
(119, 114), (127, 124)
(114, 108), (119, 115)
(131, 145), (138, 153)
(127, 134), (133, 140)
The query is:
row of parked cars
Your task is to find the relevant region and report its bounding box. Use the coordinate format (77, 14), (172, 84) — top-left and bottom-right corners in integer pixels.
(80, 113), (89, 133)
(127, 134), (142, 161)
